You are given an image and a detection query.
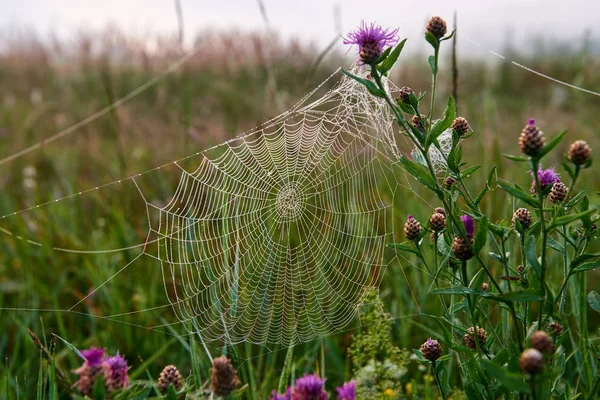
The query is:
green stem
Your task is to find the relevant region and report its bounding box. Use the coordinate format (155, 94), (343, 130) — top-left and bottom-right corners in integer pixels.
(531, 159), (548, 328)
(429, 44), (440, 129)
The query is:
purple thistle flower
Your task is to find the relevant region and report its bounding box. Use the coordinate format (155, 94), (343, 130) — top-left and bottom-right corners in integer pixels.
(102, 353), (129, 392)
(336, 381), (356, 400)
(460, 215), (475, 238)
(270, 388), (292, 400)
(532, 166), (560, 189)
(343, 21), (399, 64)
(81, 347), (105, 367)
(292, 374), (328, 400)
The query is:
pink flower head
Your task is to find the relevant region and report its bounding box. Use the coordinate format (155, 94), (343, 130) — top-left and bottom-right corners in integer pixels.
(81, 347), (105, 367)
(343, 21), (399, 60)
(460, 215), (475, 238)
(103, 353), (129, 392)
(532, 166), (560, 189)
(292, 374), (327, 400)
(336, 381), (356, 400)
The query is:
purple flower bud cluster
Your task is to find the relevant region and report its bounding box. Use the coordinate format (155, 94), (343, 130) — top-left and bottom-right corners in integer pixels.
(73, 347), (129, 395)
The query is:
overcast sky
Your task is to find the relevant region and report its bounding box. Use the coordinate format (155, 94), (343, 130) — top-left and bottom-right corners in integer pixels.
(1, 0), (598, 56)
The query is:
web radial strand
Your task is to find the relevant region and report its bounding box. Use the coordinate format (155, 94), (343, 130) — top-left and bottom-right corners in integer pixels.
(147, 67), (401, 345)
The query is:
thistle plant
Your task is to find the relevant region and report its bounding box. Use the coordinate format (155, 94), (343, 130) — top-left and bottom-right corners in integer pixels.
(344, 16), (599, 399)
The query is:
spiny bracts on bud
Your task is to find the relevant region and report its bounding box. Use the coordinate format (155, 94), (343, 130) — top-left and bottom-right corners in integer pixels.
(451, 117), (469, 137)
(452, 236), (474, 261)
(426, 16), (447, 39)
(411, 114), (427, 133)
(434, 207), (446, 216)
(568, 140), (591, 165)
(359, 41), (381, 65)
(519, 119), (545, 156)
(444, 176), (456, 189)
(429, 212), (446, 232)
(398, 86), (414, 103)
(211, 356), (240, 398)
(550, 181), (568, 204)
(158, 365), (184, 394)
(530, 331), (555, 355)
(520, 348), (544, 374)
(420, 338), (442, 361)
(464, 326), (487, 350)
(548, 322), (563, 336)
(404, 215), (422, 241)
(512, 208), (532, 231)
(517, 265), (525, 274)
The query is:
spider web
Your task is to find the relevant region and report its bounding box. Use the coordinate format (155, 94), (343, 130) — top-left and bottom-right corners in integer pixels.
(135, 66), (405, 346)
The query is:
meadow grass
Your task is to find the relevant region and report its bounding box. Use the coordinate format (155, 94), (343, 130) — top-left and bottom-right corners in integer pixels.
(0, 28), (599, 398)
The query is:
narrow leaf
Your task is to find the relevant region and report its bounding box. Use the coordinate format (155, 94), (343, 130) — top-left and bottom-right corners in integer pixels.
(380, 39), (407, 74)
(426, 97), (455, 149)
(399, 156), (439, 191)
(474, 216), (489, 253)
(537, 130), (567, 159)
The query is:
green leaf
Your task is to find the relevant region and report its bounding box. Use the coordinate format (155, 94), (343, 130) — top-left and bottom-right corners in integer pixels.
(548, 209), (596, 231)
(380, 39), (407, 74)
(498, 181), (538, 207)
(425, 31), (439, 48)
(396, 100), (414, 114)
(474, 216), (489, 253)
(570, 253), (600, 269)
(428, 55), (437, 74)
(92, 376), (105, 400)
(398, 156), (439, 192)
(483, 360), (530, 393)
(537, 130), (567, 159)
(460, 165), (481, 179)
(387, 242), (421, 256)
(525, 235), (541, 279)
(588, 291), (600, 313)
(498, 290), (543, 302)
(503, 154), (530, 162)
(341, 69), (385, 98)
(562, 161), (576, 181)
(426, 97), (455, 149)
(373, 46), (392, 65)
(572, 259), (600, 274)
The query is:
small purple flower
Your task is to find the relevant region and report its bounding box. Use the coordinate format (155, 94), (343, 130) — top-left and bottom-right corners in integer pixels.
(103, 353), (129, 392)
(343, 21), (399, 63)
(460, 215), (475, 238)
(528, 118), (536, 126)
(336, 381), (356, 400)
(292, 374), (327, 400)
(81, 347), (105, 367)
(532, 166), (560, 188)
(270, 388), (292, 400)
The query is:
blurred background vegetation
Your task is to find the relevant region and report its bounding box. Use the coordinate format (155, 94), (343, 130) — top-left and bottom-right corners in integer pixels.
(0, 25), (599, 398)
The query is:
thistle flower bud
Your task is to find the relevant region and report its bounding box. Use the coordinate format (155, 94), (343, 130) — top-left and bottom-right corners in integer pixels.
(517, 265), (525, 274)
(211, 356), (240, 398)
(429, 212), (446, 232)
(158, 365), (184, 394)
(568, 140), (591, 165)
(398, 86), (414, 104)
(519, 119), (545, 156)
(404, 215), (422, 241)
(444, 176), (456, 189)
(548, 322), (563, 336)
(451, 117), (469, 137)
(464, 326), (487, 350)
(520, 348), (544, 374)
(420, 338), (442, 361)
(530, 331), (555, 355)
(360, 41), (381, 65)
(481, 282), (489, 292)
(452, 236), (474, 261)
(434, 207), (446, 216)
(426, 16), (447, 39)
(512, 208), (532, 231)
(411, 114), (427, 133)
(550, 181), (568, 204)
